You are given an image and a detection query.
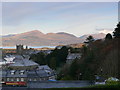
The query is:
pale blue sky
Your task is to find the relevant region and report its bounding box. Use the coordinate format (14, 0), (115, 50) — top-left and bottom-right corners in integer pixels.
(2, 2), (118, 36)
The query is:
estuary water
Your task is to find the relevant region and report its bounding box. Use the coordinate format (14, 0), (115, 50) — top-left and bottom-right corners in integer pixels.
(0, 46), (56, 49)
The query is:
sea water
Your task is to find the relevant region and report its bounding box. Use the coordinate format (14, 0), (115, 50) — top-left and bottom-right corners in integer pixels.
(0, 46), (56, 49)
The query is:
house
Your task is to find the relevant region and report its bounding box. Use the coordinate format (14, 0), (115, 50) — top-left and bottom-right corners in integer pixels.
(1, 68), (56, 86)
(66, 53), (81, 63)
(1, 55), (56, 86)
(7, 55), (38, 70)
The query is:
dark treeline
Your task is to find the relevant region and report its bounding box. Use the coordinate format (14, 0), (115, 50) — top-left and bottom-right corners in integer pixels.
(30, 22), (120, 80)
(30, 46), (69, 70)
(58, 22), (120, 80)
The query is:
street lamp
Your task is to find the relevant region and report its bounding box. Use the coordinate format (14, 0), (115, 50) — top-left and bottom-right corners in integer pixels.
(78, 73), (82, 80)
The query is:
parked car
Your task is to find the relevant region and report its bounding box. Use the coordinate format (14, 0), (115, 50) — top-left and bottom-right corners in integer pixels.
(105, 77), (119, 84)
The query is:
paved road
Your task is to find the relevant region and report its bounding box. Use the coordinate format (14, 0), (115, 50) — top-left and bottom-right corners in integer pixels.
(1, 87), (28, 90)
(28, 81), (93, 88)
(1, 87), (43, 90)
(1, 81), (94, 90)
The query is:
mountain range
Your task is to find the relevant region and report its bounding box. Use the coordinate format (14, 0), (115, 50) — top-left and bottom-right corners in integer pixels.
(2, 30), (106, 46)
(80, 33), (106, 40)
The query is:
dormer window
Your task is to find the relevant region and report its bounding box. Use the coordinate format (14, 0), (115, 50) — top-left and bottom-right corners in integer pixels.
(48, 72), (50, 74)
(45, 70), (51, 75)
(20, 70), (25, 75)
(10, 70), (15, 75)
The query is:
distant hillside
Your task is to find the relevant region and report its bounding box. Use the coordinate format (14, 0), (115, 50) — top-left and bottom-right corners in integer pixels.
(2, 34), (15, 37)
(67, 43), (84, 48)
(56, 32), (76, 37)
(80, 33), (106, 40)
(2, 30), (83, 46)
(2, 30), (107, 46)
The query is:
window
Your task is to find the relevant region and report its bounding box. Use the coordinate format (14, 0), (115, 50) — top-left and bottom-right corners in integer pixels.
(20, 70), (25, 75)
(2, 78), (4, 82)
(11, 72), (14, 75)
(21, 78), (24, 81)
(49, 76), (55, 80)
(11, 78), (14, 81)
(29, 78), (32, 81)
(49, 77), (52, 79)
(20, 72), (24, 75)
(34, 78), (37, 81)
(16, 78), (19, 81)
(39, 78), (41, 81)
(43, 78), (46, 80)
(10, 70), (15, 75)
(7, 78), (9, 81)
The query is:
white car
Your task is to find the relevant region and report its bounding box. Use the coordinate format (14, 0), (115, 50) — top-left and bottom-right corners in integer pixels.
(105, 77), (119, 82)
(95, 82), (105, 85)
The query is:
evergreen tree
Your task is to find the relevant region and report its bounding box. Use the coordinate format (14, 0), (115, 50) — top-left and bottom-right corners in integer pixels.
(84, 35), (95, 44)
(113, 22), (120, 38)
(69, 59), (79, 80)
(105, 33), (112, 40)
(30, 52), (46, 65)
(49, 57), (57, 70)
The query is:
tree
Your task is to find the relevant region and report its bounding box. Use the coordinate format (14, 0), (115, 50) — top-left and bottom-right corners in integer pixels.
(45, 46), (69, 69)
(61, 75), (73, 80)
(30, 52), (46, 65)
(49, 57), (57, 70)
(84, 35), (95, 44)
(69, 59), (79, 80)
(105, 33), (112, 40)
(113, 22), (120, 38)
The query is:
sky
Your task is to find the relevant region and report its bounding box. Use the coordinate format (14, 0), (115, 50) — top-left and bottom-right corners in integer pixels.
(1, 1), (118, 37)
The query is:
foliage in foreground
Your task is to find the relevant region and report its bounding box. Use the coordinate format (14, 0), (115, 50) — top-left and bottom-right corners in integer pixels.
(58, 22), (120, 80)
(30, 46), (69, 70)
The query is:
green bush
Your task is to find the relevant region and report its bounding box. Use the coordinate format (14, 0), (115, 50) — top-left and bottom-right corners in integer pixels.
(105, 81), (119, 85)
(61, 75), (73, 80)
(105, 77), (119, 85)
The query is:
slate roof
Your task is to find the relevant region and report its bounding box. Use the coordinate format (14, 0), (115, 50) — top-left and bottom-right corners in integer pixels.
(6, 70), (27, 78)
(38, 65), (51, 70)
(1, 66), (55, 78)
(67, 53), (81, 60)
(1, 55), (55, 79)
(27, 70), (38, 77)
(9, 58), (38, 67)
